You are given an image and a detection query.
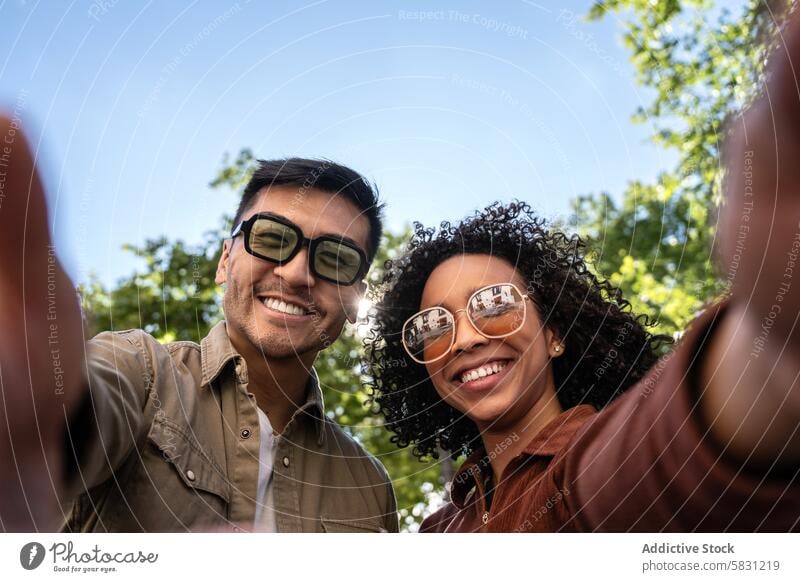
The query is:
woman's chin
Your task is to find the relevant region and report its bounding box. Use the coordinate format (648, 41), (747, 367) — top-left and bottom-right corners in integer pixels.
(463, 397), (517, 429)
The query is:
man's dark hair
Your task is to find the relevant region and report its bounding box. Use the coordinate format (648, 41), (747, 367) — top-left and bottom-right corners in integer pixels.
(234, 158), (384, 263)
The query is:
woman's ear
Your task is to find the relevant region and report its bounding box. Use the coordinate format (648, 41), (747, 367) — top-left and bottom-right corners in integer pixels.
(344, 281), (367, 324)
(545, 327), (565, 358)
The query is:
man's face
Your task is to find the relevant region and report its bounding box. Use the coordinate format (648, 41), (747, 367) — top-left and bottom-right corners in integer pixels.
(216, 186), (370, 361)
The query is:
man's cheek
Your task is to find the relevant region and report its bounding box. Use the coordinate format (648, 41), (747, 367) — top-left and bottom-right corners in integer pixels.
(315, 320), (340, 351)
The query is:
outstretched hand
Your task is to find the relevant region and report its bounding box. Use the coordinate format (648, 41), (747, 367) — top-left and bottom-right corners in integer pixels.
(720, 10), (800, 339)
(705, 9), (800, 468)
(0, 115), (86, 530)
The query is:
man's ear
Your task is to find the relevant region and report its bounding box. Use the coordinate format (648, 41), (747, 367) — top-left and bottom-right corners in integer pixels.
(215, 240), (231, 285)
(344, 281), (367, 324)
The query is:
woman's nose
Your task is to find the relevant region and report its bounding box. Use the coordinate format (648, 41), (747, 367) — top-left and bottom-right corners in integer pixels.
(450, 311), (488, 354)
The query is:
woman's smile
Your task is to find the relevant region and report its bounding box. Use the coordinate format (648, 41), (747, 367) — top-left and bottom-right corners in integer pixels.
(452, 357), (515, 393)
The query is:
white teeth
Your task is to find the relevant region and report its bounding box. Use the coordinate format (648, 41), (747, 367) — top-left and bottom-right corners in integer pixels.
(264, 298), (308, 316)
(460, 361), (507, 384)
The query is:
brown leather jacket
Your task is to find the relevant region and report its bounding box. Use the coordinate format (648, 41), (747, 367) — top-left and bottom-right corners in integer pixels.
(422, 302), (799, 532)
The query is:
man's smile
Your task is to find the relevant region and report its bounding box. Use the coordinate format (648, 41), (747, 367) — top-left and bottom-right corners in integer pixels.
(257, 295), (316, 323)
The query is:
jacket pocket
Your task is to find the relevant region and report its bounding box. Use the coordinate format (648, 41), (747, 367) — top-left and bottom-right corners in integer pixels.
(147, 417), (231, 504)
(321, 517), (388, 533)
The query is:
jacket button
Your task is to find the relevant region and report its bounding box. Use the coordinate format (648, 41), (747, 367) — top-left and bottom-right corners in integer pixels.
(186, 470), (196, 482)
(282, 456), (290, 468)
(240, 428), (251, 439)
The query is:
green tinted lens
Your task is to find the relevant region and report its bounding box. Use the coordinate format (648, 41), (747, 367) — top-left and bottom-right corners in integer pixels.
(249, 219), (298, 261)
(403, 308), (454, 363)
(313, 240), (363, 283)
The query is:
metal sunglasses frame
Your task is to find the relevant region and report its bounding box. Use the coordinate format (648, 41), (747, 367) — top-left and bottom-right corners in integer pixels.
(401, 282), (531, 365)
(230, 211), (368, 285)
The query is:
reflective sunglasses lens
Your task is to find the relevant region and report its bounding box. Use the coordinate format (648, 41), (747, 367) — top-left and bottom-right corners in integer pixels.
(468, 284), (526, 337)
(403, 308), (454, 363)
(249, 219), (298, 261)
(313, 240), (363, 284)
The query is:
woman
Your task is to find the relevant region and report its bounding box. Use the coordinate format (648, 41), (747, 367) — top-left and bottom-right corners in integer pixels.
(365, 201), (799, 532)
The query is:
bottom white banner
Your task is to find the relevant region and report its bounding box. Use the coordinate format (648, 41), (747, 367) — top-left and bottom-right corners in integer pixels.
(1, 533), (797, 581)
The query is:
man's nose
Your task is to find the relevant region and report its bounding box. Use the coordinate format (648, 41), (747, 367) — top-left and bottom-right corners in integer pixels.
(272, 247), (316, 288)
(450, 311), (488, 354)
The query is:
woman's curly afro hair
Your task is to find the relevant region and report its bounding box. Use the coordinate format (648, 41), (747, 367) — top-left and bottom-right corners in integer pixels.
(364, 201), (672, 461)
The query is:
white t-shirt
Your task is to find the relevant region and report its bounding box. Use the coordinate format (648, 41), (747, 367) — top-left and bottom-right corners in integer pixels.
(253, 407), (278, 532)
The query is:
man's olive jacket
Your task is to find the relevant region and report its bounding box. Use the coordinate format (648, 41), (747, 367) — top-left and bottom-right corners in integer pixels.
(61, 321), (398, 533)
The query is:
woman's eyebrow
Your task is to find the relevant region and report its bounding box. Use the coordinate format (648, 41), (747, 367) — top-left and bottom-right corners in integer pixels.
(423, 286), (484, 310)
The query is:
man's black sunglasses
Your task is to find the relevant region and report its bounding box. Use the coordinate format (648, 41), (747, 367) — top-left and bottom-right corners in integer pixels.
(230, 212), (368, 285)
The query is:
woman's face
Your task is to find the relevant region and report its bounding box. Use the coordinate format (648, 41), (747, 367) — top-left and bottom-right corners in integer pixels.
(419, 254), (563, 430)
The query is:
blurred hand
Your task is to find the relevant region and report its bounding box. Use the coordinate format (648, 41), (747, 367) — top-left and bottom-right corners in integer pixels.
(705, 10), (800, 468)
(0, 115), (86, 531)
(720, 10), (800, 344)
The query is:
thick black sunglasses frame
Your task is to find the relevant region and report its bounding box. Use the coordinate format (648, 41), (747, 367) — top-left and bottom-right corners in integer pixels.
(230, 212), (368, 285)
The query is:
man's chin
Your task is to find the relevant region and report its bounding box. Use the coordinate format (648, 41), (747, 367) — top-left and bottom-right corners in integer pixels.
(252, 335), (322, 361)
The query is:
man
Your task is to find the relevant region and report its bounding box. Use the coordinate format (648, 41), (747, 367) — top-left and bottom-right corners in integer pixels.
(0, 146), (398, 532)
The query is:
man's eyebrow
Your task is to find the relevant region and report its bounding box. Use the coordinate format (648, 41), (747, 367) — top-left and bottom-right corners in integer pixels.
(320, 232), (364, 250)
(317, 232), (367, 254)
(251, 211), (366, 251)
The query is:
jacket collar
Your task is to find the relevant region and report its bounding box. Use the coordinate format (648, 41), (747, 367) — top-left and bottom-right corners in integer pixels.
(200, 321), (327, 444)
(200, 321), (240, 387)
(520, 404), (597, 456)
(450, 404), (597, 509)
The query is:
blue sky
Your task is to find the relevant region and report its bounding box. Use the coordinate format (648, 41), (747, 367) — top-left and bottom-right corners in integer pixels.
(1, 0), (678, 286)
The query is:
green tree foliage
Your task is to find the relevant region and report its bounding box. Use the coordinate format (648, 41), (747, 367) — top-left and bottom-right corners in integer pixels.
(83, 231), (223, 344)
(574, 0), (793, 335)
(81, 155), (450, 531)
